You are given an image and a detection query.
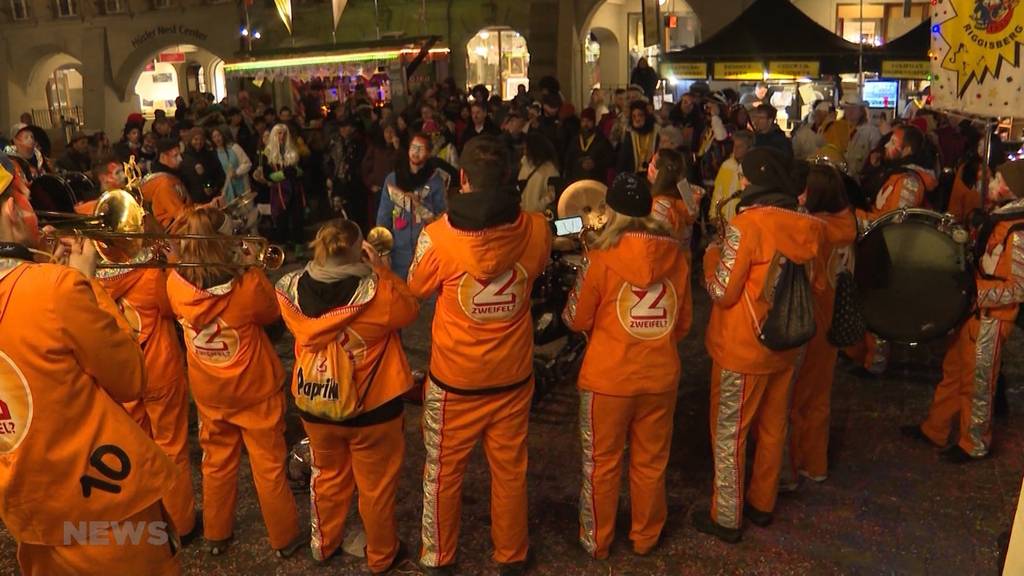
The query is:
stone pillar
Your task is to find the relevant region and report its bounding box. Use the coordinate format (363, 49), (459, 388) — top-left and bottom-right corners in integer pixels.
(526, 0), (559, 92)
(80, 27), (108, 132)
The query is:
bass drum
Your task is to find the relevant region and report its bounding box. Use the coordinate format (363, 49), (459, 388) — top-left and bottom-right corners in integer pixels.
(29, 174), (78, 213)
(855, 208), (975, 344)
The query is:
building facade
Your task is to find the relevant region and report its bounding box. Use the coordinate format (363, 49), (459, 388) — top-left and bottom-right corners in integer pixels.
(0, 0), (931, 143)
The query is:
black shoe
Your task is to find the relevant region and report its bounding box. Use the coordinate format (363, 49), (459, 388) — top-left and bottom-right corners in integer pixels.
(691, 507), (741, 544)
(275, 533), (310, 559)
(743, 504), (773, 528)
(419, 564), (456, 575)
(179, 515), (203, 548)
(498, 559), (529, 576)
(207, 535), (233, 557)
(941, 445), (985, 464)
(900, 425), (938, 447)
(373, 541), (409, 574)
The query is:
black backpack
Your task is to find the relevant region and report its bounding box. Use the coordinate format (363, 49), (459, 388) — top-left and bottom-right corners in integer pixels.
(745, 259), (816, 351)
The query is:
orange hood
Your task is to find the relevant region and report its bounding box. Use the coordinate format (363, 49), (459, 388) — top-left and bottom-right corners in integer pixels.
(95, 268), (145, 301)
(275, 270), (377, 349)
(816, 209), (858, 246)
(167, 271), (234, 327)
(742, 206), (824, 265)
(598, 233), (684, 289)
(437, 213), (540, 281)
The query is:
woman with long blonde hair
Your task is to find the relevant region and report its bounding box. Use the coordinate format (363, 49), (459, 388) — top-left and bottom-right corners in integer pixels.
(260, 123), (305, 253)
(167, 206), (305, 558)
(276, 219), (419, 571)
(563, 173), (692, 560)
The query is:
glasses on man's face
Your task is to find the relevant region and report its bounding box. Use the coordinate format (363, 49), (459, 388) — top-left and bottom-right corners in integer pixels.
(410, 143), (427, 154)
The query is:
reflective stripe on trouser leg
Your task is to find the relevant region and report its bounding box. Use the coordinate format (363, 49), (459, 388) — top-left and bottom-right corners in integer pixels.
(966, 317), (1000, 457)
(308, 444), (325, 560)
(420, 380), (448, 567)
(578, 390), (598, 554)
(713, 369), (745, 530)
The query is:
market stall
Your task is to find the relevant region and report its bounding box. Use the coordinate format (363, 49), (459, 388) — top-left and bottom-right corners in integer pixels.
(223, 36), (450, 115)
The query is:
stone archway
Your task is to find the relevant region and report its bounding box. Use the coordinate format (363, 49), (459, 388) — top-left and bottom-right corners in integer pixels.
(590, 27), (621, 90)
(114, 33), (234, 102)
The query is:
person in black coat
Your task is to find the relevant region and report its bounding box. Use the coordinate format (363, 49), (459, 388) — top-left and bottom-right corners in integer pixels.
(565, 108), (614, 184)
(630, 57), (660, 101)
(751, 105), (793, 162)
(459, 101), (500, 151)
(179, 127), (226, 204)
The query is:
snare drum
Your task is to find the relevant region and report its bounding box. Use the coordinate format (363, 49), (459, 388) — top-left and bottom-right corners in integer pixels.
(855, 208), (975, 343)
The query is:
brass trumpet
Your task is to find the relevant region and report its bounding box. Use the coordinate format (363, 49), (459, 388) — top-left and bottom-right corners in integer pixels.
(365, 227), (394, 258)
(36, 188), (285, 270)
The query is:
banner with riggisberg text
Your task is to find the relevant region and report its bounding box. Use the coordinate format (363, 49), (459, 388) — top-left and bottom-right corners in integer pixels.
(931, 0), (1024, 117)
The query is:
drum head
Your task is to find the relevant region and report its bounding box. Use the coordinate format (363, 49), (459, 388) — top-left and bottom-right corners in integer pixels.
(557, 179), (608, 229)
(29, 174), (77, 213)
(855, 218), (974, 343)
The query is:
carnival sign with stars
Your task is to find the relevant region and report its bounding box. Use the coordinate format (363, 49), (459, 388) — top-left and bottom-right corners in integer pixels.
(931, 0), (1023, 116)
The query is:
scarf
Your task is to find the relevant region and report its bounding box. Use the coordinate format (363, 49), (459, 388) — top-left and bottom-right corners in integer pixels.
(305, 260), (373, 284)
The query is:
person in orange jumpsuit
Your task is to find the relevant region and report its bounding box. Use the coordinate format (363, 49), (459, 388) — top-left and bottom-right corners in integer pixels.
(785, 164), (857, 486)
(903, 159), (1024, 462)
(694, 147), (825, 543)
(0, 155), (180, 575)
(166, 206), (304, 557)
(563, 172), (692, 559)
(847, 124), (937, 376)
(90, 159), (199, 542)
(276, 219), (419, 572)
(647, 148), (702, 252)
(141, 140), (192, 230)
(407, 135), (552, 575)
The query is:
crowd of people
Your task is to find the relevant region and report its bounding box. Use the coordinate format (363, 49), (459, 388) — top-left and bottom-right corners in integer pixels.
(0, 72), (1022, 576)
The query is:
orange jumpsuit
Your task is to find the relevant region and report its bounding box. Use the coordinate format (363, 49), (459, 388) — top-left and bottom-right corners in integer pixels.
(0, 256), (179, 575)
(141, 171), (191, 230)
(946, 164), (984, 224)
(920, 201), (1024, 457)
(563, 232), (692, 558)
(408, 211), (552, 568)
(166, 268), (299, 549)
(787, 210), (857, 481)
(276, 265), (419, 572)
(849, 165), (937, 374)
(97, 266), (196, 536)
(703, 205), (825, 529)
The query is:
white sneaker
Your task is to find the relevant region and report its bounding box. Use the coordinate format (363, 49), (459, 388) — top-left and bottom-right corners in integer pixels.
(798, 470), (827, 483)
(342, 528), (367, 558)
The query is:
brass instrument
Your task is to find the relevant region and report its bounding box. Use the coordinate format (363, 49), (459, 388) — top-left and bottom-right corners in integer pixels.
(35, 188), (285, 270)
(365, 227), (394, 258)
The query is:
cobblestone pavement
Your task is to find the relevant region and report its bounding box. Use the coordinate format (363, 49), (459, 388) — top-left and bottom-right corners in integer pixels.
(2, 266), (1023, 575)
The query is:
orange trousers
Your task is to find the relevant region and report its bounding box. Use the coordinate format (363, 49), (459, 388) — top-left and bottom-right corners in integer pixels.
(788, 331), (839, 480)
(420, 378), (532, 568)
(196, 392), (300, 549)
(123, 380), (196, 537)
(709, 363), (795, 530)
(17, 502), (181, 576)
(578, 389), (676, 559)
(845, 332), (889, 375)
(921, 316), (1009, 457)
(304, 414), (405, 573)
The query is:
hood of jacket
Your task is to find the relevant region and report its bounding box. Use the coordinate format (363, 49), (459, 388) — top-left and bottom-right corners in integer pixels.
(741, 206), (824, 265)
(599, 233), (683, 288)
(437, 200), (538, 280)
(168, 271), (236, 327)
(275, 269), (378, 348)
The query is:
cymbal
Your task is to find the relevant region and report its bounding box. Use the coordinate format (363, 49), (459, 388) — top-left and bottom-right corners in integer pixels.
(557, 179), (608, 229)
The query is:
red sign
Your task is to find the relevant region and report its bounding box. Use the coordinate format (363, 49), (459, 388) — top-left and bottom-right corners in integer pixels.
(158, 52), (185, 63)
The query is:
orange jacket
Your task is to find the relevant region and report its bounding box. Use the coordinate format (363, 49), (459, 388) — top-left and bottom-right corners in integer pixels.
(809, 209), (858, 334)
(703, 206), (826, 374)
(276, 265), (419, 414)
(651, 196), (696, 249)
(976, 201), (1024, 323)
(97, 267), (186, 396)
(141, 171), (191, 230)
(167, 268), (284, 410)
(947, 164), (984, 224)
(860, 165), (936, 222)
(407, 212), (552, 391)
(0, 259), (173, 544)
(564, 233), (692, 396)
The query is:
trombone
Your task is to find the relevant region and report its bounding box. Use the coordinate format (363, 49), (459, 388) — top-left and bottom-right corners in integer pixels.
(35, 188), (285, 271)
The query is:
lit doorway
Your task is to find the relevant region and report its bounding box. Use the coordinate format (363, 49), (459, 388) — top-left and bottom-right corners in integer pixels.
(466, 27), (530, 99)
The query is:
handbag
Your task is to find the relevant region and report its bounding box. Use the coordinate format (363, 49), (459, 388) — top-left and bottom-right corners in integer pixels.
(827, 215), (865, 347)
(744, 259), (816, 351)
